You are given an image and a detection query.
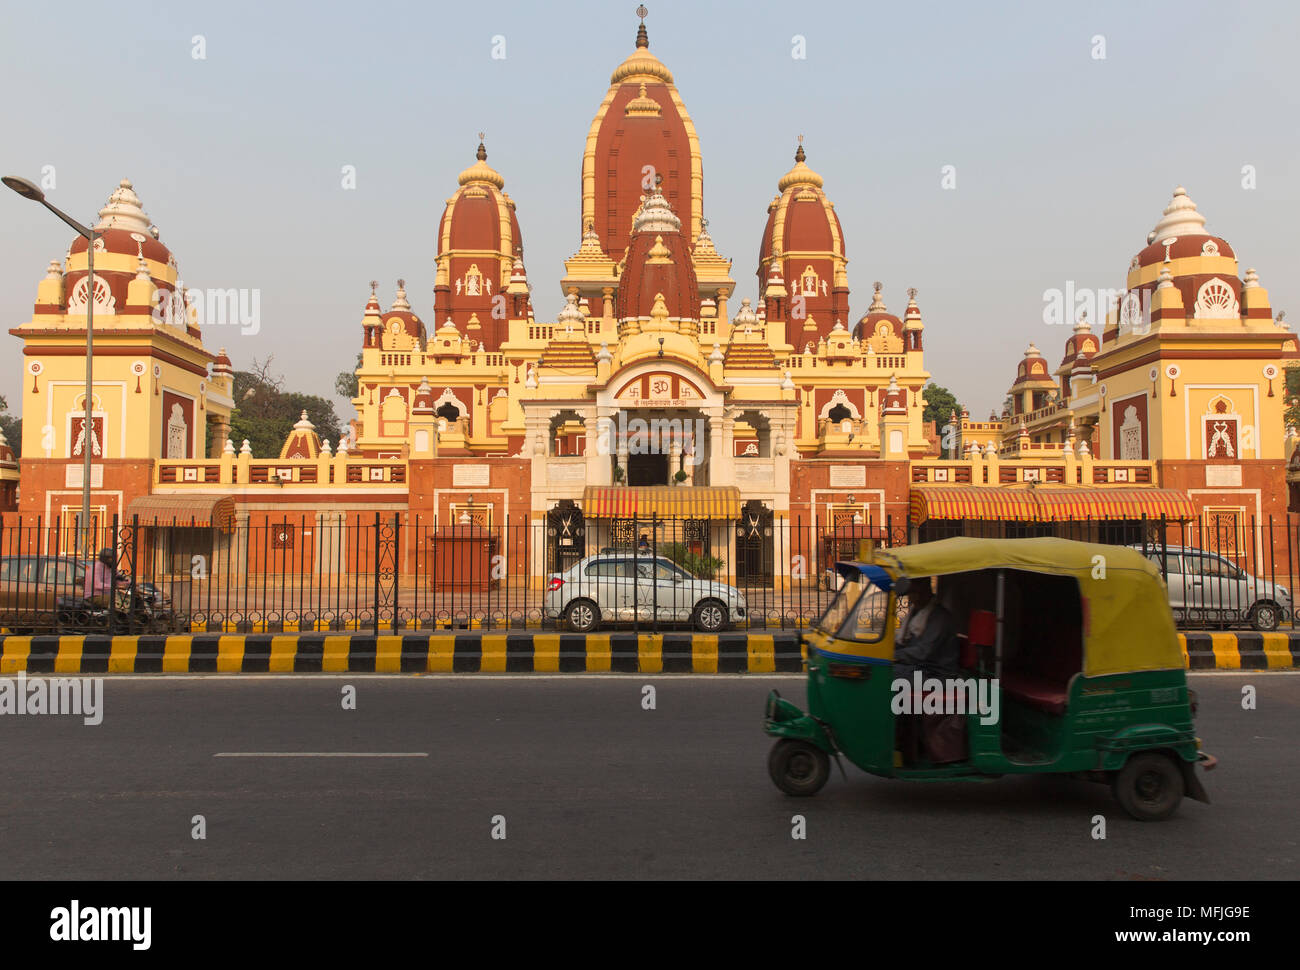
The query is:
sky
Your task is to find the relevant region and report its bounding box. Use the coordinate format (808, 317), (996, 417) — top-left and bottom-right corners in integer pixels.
(2, 0), (1298, 423)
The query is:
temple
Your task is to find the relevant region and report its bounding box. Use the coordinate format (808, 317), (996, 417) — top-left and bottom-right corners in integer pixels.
(5, 11), (1297, 588)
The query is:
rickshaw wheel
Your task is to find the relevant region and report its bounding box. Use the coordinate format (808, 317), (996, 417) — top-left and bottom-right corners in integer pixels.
(1113, 752), (1184, 821)
(768, 739), (830, 796)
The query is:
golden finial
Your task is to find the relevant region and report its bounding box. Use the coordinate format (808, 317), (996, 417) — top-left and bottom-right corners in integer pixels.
(795, 134), (805, 163)
(369, 280), (378, 294)
(635, 5), (649, 48)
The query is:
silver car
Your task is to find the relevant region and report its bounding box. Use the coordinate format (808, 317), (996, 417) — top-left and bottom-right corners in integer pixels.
(543, 553), (748, 633)
(1135, 545), (1291, 631)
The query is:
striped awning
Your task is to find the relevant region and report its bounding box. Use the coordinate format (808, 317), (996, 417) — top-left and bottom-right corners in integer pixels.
(125, 493), (236, 532)
(910, 486), (1197, 526)
(910, 487), (1040, 525)
(1031, 488), (1198, 523)
(582, 486), (742, 520)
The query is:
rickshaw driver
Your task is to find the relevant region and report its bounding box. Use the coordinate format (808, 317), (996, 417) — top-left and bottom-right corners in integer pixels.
(893, 577), (960, 679)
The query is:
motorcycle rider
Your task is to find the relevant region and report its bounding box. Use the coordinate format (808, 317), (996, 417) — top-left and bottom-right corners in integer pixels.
(84, 547), (116, 608)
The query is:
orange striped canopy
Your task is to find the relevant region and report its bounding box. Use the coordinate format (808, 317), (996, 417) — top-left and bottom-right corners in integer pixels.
(582, 486), (741, 520)
(910, 486), (1196, 526)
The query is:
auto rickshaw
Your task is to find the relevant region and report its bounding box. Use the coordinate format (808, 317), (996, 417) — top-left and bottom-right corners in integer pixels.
(764, 537), (1216, 821)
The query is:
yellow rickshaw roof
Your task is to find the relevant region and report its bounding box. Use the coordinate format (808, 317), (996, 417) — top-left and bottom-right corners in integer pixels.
(871, 537), (1182, 677)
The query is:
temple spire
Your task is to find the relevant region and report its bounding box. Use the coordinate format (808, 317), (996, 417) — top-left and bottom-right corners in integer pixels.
(635, 4), (649, 48)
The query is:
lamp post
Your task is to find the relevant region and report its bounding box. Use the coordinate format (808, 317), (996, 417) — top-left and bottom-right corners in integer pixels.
(3, 175), (98, 557)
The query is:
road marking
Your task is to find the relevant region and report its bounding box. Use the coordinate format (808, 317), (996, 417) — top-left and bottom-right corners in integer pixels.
(213, 752), (429, 758)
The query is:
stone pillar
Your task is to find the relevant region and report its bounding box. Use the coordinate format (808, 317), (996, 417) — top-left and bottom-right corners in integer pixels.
(231, 511), (250, 581)
(707, 408), (724, 488)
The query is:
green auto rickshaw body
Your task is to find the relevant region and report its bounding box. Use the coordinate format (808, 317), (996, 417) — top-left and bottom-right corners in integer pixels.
(764, 537), (1211, 803)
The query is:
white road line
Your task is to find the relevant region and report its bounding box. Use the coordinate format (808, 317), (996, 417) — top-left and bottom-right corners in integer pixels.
(213, 752), (429, 758)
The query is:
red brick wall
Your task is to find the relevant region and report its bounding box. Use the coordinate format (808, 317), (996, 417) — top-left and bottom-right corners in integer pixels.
(789, 459), (911, 530)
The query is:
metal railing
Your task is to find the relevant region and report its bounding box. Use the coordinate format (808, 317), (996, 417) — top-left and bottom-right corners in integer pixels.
(1, 512), (1295, 635)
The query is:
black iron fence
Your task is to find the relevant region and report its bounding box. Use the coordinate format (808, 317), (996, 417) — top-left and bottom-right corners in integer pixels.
(0, 511), (1295, 635)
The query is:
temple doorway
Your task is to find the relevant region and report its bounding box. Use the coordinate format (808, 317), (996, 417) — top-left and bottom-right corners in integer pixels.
(627, 451), (669, 486)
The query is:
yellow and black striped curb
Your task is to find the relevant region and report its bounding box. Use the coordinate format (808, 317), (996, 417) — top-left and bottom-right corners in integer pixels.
(1180, 632), (1299, 670)
(0, 632), (807, 674)
(0, 631), (1293, 674)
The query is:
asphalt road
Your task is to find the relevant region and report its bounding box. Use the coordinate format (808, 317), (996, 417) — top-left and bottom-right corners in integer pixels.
(0, 673), (1295, 879)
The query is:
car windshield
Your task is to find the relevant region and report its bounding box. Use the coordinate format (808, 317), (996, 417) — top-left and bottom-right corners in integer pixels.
(815, 573), (891, 641)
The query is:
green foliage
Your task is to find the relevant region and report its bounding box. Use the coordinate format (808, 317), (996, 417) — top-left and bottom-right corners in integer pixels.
(921, 382), (960, 428)
(660, 541), (723, 580)
(673, 469), (687, 482)
(0, 394), (19, 457)
(335, 352), (362, 400)
(226, 357), (343, 458)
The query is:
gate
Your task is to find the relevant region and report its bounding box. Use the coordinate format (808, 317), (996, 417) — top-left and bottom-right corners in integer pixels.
(546, 500), (586, 574)
(735, 500), (773, 584)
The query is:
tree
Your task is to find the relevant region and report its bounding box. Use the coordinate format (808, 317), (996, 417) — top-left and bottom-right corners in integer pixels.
(336, 353), (362, 400)
(921, 382), (961, 429)
(0, 394), (19, 457)
(226, 356), (343, 457)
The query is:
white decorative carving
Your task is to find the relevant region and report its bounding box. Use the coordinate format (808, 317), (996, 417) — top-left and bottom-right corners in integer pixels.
(166, 403), (188, 459)
(66, 276), (117, 315)
(818, 389), (862, 421)
(1194, 278), (1239, 319)
(1118, 405), (1142, 460)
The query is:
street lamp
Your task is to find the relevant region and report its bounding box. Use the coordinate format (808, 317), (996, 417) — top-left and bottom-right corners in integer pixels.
(3, 175), (98, 557)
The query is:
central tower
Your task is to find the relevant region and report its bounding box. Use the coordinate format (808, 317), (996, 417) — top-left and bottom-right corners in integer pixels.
(564, 7), (731, 313)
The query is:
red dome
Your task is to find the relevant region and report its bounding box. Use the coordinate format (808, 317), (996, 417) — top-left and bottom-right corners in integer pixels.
(434, 141), (528, 350)
(615, 189), (699, 321)
(616, 230), (700, 321)
(758, 145), (850, 341)
(1135, 234), (1235, 269)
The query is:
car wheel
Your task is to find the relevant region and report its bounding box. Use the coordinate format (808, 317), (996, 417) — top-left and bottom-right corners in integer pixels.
(692, 598), (727, 633)
(1113, 752), (1184, 821)
(768, 739), (830, 796)
(565, 599), (599, 633)
(1249, 602), (1280, 633)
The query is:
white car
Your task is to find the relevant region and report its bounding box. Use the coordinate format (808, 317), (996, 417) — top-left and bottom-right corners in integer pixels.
(1134, 545), (1291, 631)
(543, 553), (747, 633)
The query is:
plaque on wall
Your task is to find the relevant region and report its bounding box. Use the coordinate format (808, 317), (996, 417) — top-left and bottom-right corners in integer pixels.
(1204, 464), (1242, 487)
(548, 462), (588, 485)
(828, 465), (866, 488)
(64, 464), (104, 488)
(734, 461), (775, 489)
(453, 464), (491, 487)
